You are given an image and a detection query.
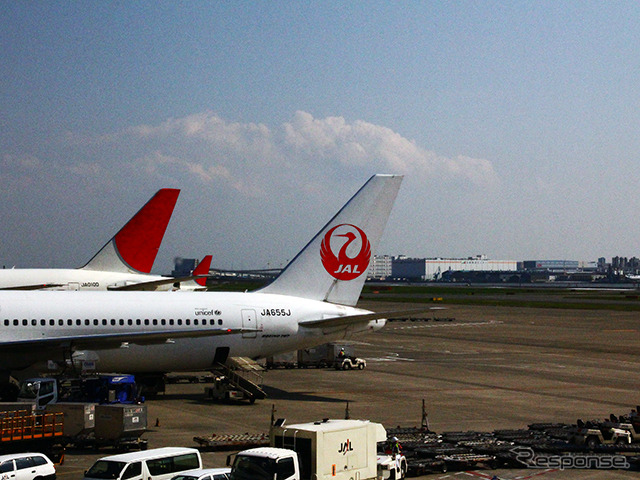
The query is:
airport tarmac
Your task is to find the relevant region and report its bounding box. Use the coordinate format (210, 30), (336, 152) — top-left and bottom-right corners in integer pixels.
(57, 302), (640, 480)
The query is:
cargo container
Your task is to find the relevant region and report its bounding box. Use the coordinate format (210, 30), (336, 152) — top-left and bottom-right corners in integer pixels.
(46, 402), (95, 439)
(94, 404), (147, 450)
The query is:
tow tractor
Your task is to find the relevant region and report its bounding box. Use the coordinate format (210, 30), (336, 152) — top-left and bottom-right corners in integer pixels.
(335, 356), (366, 370)
(569, 419), (631, 448)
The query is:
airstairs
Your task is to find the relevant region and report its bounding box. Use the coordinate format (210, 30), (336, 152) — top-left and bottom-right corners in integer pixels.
(211, 357), (267, 402)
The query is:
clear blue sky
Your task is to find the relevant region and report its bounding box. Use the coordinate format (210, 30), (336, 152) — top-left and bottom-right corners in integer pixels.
(2, 1), (640, 271)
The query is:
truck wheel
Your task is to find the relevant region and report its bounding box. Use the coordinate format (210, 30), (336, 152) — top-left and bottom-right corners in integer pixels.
(400, 458), (407, 479)
(586, 436), (598, 449)
(358, 363), (364, 370)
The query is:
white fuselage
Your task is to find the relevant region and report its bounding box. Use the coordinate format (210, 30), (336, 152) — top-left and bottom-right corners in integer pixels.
(0, 269), (173, 291)
(0, 291), (381, 374)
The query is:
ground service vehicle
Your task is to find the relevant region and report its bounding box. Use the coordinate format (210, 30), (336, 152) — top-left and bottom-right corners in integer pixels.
(0, 452), (56, 480)
(171, 468), (231, 480)
(228, 419), (404, 480)
(84, 447), (201, 480)
(335, 356), (366, 370)
(266, 343), (359, 369)
(376, 453), (407, 480)
(204, 361), (265, 405)
(601, 413), (640, 443)
(298, 343), (355, 369)
(204, 377), (251, 404)
(18, 375), (139, 409)
(569, 420), (631, 448)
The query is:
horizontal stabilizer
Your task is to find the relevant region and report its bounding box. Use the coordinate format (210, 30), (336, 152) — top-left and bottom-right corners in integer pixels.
(299, 307), (438, 329)
(107, 274), (205, 291)
(0, 283), (64, 291)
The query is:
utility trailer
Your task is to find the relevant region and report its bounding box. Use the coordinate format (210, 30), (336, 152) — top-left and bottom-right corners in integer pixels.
(46, 402), (95, 440)
(92, 404), (148, 451)
(193, 433), (269, 451)
(0, 409), (65, 462)
(266, 343), (359, 369)
(265, 352), (298, 369)
(298, 343), (355, 369)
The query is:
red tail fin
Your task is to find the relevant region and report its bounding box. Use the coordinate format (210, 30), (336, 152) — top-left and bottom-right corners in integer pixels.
(83, 189), (180, 273)
(193, 255), (212, 286)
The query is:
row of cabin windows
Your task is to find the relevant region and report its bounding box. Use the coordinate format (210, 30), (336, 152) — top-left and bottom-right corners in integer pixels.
(2, 318), (224, 327)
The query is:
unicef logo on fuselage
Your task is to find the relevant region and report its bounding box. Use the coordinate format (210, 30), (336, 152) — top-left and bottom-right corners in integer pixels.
(320, 224), (371, 281)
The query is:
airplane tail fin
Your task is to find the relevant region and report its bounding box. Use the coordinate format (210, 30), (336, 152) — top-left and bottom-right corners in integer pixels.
(259, 174), (402, 306)
(81, 188), (180, 273)
(193, 255), (213, 287)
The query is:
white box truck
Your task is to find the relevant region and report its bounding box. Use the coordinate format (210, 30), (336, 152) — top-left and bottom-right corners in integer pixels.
(228, 419), (405, 480)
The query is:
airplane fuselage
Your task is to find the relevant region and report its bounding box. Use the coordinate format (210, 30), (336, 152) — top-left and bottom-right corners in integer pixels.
(0, 291), (381, 374)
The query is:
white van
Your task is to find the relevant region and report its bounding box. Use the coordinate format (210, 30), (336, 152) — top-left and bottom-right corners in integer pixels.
(84, 448), (202, 480)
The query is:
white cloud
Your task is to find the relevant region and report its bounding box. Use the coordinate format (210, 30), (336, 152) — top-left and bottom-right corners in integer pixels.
(279, 111), (499, 186)
(88, 110), (500, 192)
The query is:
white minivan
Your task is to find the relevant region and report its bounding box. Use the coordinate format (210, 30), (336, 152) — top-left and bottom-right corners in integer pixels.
(84, 448), (202, 480)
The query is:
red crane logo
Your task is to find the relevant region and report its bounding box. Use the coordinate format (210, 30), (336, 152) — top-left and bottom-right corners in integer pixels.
(320, 224), (371, 281)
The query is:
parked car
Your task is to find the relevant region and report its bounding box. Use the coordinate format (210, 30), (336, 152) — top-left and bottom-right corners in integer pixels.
(0, 453), (56, 480)
(171, 468), (231, 480)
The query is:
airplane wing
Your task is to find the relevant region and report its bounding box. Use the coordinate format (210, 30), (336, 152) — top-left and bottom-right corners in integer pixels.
(0, 327), (253, 351)
(298, 307), (440, 329)
(106, 274), (207, 291)
(0, 283), (65, 291)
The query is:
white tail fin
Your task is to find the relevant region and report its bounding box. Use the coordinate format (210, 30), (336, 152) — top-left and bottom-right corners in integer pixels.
(259, 174), (402, 306)
(82, 188), (180, 273)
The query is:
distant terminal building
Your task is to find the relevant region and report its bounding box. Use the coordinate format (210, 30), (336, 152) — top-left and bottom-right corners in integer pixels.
(521, 259), (599, 282)
(388, 255), (518, 281)
(367, 255), (393, 280)
(522, 260), (580, 272)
